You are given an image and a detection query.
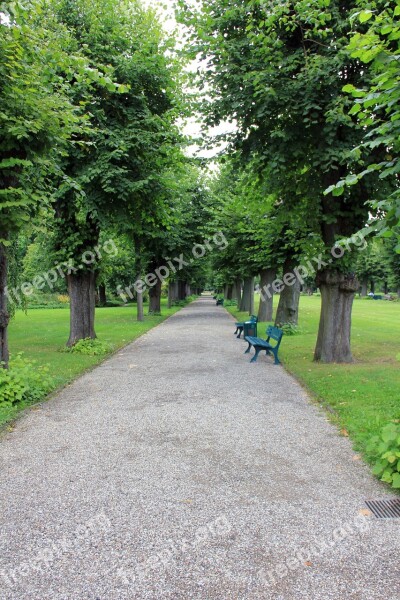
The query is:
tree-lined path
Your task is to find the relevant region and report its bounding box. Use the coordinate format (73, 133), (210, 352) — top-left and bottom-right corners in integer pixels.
(0, 297), (398, 600)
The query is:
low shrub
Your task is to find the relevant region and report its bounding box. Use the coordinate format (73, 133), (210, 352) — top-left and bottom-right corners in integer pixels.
(172, 294), (198, 307)
(224, 299), (237, 306)
(366, 422), (400, 489)
(0, 353), (54, 407)
(276, 322), (302, 336)
(61, 338), (114, 356)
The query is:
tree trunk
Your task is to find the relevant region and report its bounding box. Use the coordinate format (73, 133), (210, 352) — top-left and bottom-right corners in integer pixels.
(314, 270), (359, 363)
(258, 268), (275, 322)
(0, 240), (10, 367)
(136, 289), (144, 321)
(275, 258), (301, 326)
(148, 277), (162, 314)
(226, 284), (233, 300)
(397, 288), (400, 299)
(178, 280), (186, 301)
(370, 280), (375, 294)
(133, 235), (144, 322)
(168, 281), (175, 308)
(67, 271), (96, 346)
(240, 277), (254, 314)
(384, 281), (388, 294)
(360, 278), (368, 297)
(99, 283), (107, 306)
(234, 278), (242, 306)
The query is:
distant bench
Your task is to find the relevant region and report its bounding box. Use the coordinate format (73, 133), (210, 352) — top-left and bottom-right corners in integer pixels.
(216, 298), (224, 306)
(234, 315), (258, 339)
(244, 325), (283, 365)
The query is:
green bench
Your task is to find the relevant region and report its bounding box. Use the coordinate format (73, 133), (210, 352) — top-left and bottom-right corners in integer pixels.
(244, 325), (283, 365)
(234, 315), (258, 339)
(216, 298), (224, 306)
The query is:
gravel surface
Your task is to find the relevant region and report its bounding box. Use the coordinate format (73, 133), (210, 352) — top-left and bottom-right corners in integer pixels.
(0, 297), (399, 600)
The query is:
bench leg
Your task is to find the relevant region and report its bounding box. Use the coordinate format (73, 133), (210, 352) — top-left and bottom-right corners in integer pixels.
(250, 347), (262, 363)
(234, 327), (239, 335)
(237, 326), (243, 339)
(272, 350), (280, 365)
(244, 342), (252, 354)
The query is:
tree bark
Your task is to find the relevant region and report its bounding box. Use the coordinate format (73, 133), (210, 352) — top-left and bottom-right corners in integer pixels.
(240, 276), (254, 314)
(314, 270), (359, 363)
(226, 284), (233, 300)
(0, 240), (10, 367)
(370, 280), (375, 294)
(178, 280), (186, 300)
(360, 278), (368, 297)
(148, 277), (162, 314)
(275, 258), (301, 326)
(136, 288), (144, 321)
(168, 281), (175, 308)
(233, 278), (242, 306)
(98, 283), (107, 306)
(133, 235), (144, 322)
(67, 271), (96, 346)
(258, 268), (275, 322)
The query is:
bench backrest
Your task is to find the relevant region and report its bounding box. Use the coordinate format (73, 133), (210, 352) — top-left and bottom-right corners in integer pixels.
(249, 315), (258, 322)
(266, 325), (283, 346)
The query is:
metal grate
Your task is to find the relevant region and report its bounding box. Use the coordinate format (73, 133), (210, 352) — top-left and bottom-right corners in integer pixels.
(365, 498), (400, 519)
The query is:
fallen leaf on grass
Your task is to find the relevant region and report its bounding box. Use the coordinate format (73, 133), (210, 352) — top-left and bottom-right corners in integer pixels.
(340, 429), (349, 437)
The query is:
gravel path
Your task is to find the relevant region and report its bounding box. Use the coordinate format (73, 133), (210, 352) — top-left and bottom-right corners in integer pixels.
(0, 297), (399, 600)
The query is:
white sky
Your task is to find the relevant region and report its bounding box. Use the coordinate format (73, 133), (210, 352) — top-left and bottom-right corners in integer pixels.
(141, 0), (235, 159)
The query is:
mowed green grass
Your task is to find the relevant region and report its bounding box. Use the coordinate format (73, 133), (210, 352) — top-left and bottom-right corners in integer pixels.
(1, 300), (182, 427)
(227, 296), (400, 454)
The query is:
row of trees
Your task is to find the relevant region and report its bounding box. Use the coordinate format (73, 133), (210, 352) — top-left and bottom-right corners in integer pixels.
(2, 0), (399, 368)
(179, 0), (400, 363)
(0, 0), (212, 366)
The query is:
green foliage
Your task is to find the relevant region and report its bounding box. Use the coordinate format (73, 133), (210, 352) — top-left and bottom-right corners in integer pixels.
(366, 423), (400, 489)
(178, 0), (388, 269)
(341, 1), (400, 240)
(0, 353), (54, 407)
(223, 299), (237, 307)
(277, 322), (302, 336)
(50, 0), (184, 273)
(61, 338), (114, 356)
(171, 295), (198, 307)
(0, 0), (98, 239)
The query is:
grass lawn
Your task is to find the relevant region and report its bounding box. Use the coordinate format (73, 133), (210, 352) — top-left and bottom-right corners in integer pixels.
(1, 299), (183, 427)
(227, 295), (400, 457)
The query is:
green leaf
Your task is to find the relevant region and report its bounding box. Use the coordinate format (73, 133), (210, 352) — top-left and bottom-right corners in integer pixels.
(391, 473), (400, 488)
(359, 10), (373, 23)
